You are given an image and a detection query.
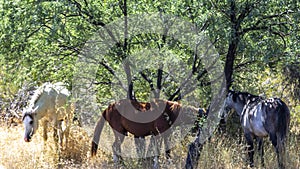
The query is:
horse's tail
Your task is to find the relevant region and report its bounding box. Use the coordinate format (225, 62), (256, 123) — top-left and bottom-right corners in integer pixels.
(91, 111), (106, 157)
(276, 100), (290, 168)
(277, 100), (290, 142)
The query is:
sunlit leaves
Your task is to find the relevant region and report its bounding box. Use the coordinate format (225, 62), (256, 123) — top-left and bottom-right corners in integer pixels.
(0, 0), (298, 107)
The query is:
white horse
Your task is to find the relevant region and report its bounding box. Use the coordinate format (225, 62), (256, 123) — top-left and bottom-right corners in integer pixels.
(22, 82), (74, 149)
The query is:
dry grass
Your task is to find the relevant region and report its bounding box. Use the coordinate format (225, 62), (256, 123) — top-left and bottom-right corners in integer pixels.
(0, 121), (299, 169)
(198, 133), (300, 169)
(0, 123), (92, 169)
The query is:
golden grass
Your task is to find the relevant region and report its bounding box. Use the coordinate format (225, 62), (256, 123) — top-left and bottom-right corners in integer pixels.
(0, 122), (299, 169)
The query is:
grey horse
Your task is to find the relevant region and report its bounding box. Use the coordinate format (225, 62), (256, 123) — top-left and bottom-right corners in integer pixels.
(220, 90), (290, 168)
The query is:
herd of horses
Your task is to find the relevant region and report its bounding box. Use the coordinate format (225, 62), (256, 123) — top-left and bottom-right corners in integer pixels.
(21, 82), (290, 168)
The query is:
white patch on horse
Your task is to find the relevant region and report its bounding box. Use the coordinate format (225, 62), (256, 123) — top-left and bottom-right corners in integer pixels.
(247, 104), (268, 137)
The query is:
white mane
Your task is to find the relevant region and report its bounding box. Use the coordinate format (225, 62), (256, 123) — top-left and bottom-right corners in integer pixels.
(27, 83), (49, 108)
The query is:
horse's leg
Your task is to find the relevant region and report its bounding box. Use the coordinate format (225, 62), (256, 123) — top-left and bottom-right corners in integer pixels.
(53, 122), (58, 144)
(164, 135), (173, 165)
(42, 121), (48, 142)
(277, 126), (288, 169)
(53, 120), (61, 154)
(64, 105), (74, 149)
(134, 136), (145, 157)
(279, 136), (287, 169)
(145, 135), (160, 169)
(134, 136), (146, 166)
(112, 132), (125, 165)
(64, 121), (70, 149)
(277, 138), (286, 169)
(257, 137), (264, 167)
(164, 136), (171, 159)
(244, 131), (254, 167)
(62, 117), (70, 149)
(152, 135), (161, 169)
(270, 133), (285, 169)
(58, 120), (64, 148)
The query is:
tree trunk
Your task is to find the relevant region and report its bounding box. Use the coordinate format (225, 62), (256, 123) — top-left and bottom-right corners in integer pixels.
(224, 0), (240, 91)
(224, 40), (239, 90)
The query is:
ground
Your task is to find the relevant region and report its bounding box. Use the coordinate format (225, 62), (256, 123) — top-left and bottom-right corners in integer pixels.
(0, 120), (299, 169)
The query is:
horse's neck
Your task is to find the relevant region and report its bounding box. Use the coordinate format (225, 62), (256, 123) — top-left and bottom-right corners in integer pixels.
(232, 103), (245, 116)
(32, 98), (49, 120)
(34, 108), (46, 120)
(233, 93), (260, 116)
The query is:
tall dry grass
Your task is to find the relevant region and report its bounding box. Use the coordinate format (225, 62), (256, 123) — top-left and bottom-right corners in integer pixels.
(0, 121), (299, 169)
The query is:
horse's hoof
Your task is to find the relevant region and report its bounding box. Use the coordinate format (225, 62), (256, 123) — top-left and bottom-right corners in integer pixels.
(24, 137), (31, 142)
(113, 157), (118, 164)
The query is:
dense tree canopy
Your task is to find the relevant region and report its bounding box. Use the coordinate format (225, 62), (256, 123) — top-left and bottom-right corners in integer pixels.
(0, 0), (299, 115)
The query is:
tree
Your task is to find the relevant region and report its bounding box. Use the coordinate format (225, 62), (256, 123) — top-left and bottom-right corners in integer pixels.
(204, 0), (299, 91)
(0, 0), (299, 123)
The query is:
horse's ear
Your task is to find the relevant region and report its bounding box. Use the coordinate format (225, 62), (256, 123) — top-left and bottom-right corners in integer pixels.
(32, 106), (39, 113)
(227, 89), (234, 96)
(22, 108), (28, 121)
(22, 114), (26, 121)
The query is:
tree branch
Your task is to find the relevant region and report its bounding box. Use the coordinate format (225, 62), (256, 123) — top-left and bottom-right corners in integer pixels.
(209, 0), (230, 20)
(236, 1), (259, 26)
(261, 10), (295, 20)
(234, 60), (257, 71)
(68, 0), (105, 27)
(99, 61), (127, 92)
(140, 71), (155, 91)
(156, 64), (163, 98)
(241, 9), (294, 36)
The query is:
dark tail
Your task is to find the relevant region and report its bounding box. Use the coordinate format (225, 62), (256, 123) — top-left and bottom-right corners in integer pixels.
(91, 113), (106, 157)
(277, 100), (290, 142)
(276, 100), (290, 169)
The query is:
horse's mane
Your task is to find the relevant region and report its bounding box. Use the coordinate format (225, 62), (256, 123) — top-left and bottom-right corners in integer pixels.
(27, 82), (50, 108)
(28, 82), (70, 107)
(158, 100), (196, 115)
(131, 100), (151, 112)
(168, 100), (182, 113)
(111, 99), (182, 114)
(22, 83), (49, 117)
(232, 91), (263, 104)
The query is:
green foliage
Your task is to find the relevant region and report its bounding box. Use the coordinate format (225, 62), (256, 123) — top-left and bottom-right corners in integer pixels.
(0, 0), (299, 168)
(0, 0), (299, 120)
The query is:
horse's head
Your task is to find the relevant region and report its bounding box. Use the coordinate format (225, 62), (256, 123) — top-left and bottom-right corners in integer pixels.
(224, 90), (236, 108)
(219, 90), (235, 123)
(22, 108), (38, 142)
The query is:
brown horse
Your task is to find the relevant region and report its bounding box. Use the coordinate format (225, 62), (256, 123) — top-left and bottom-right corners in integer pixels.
(91, 99), (206, 167)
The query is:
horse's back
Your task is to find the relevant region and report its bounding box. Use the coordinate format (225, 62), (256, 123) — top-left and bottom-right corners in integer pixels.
(260, 98), (290, 137)
(261, 98), (290, 121)
(104, 99), (173, 137)
(39, 82), (72, 120)
(242, 97), (290, 138)
(45, 82), (70, 97)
